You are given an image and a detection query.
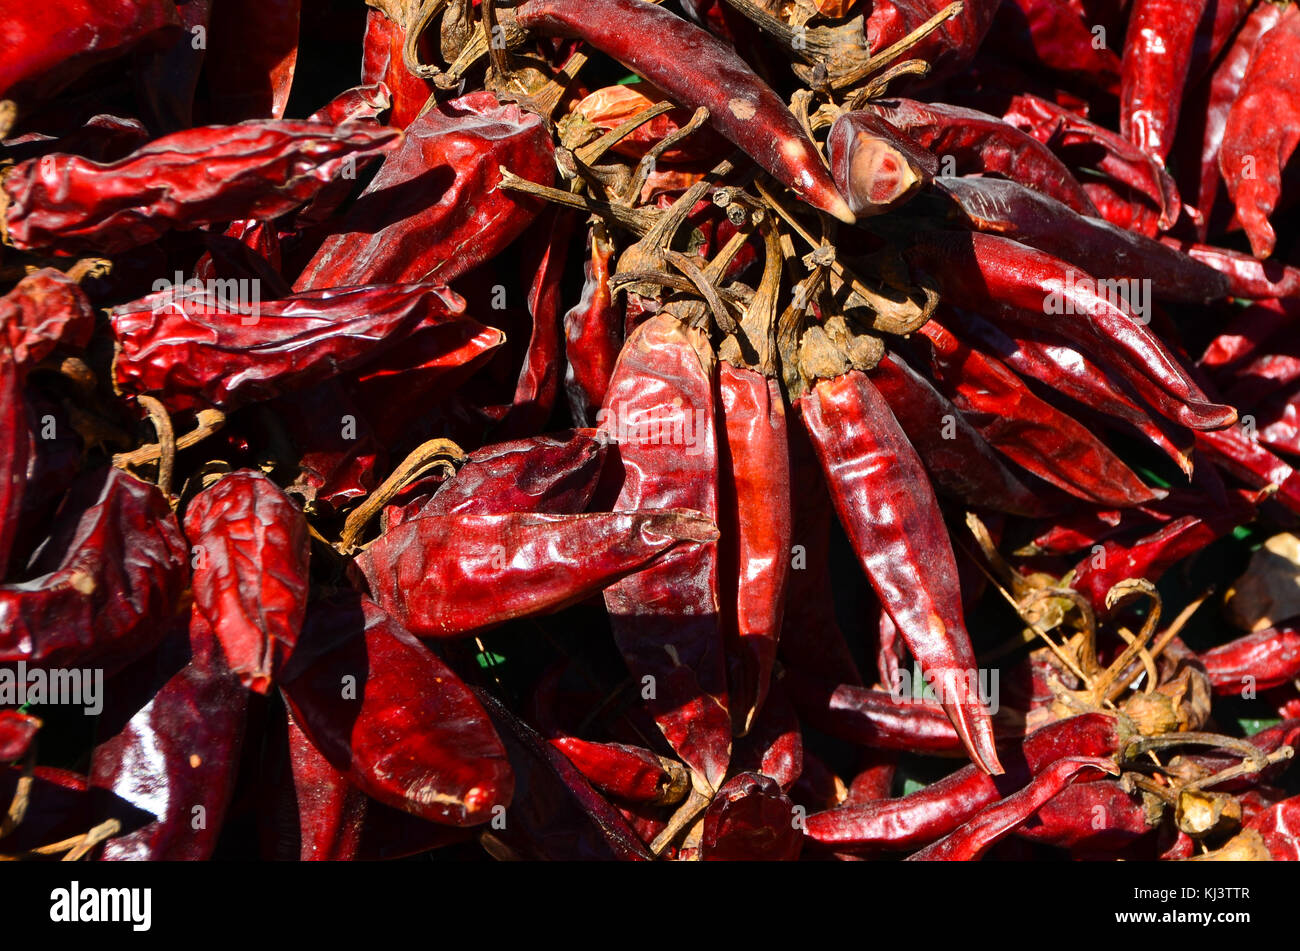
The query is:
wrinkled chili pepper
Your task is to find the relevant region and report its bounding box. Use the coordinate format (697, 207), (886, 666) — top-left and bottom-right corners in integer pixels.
(184, 470), (310, 694)
(797, 367), (1003, 775)
(827, 111), (936, 218)
(1203, 625), (1300, 695)
(564, 221), (625, 427)
(1120, 0), (1209, 160)
(515, 0), (855, 222)
(699, 771), (803, 861)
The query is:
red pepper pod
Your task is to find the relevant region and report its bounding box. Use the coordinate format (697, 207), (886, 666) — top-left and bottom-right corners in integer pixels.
(866, 0), (1000, 82)
(718, 364), (791, 733)
(699, 771), (803, 861)
(390, 429), (611, 527)
(797, 370), (1003, 776)
(826, 111), (936, 218)
(1196, 424), (1300, 516)
(1120, 0), (1209, 160)
(1168, 239), (1300, 300)
(355, 509), (719, 640)
(184, 470), (311, 694)
(866, 97), (1097, 215)
(1, 119), (401, 256)
(732, 677), (803, 791)
(550, 737), (688, 805)
(0, 709), (40, 761)
(869, 351), (1049, 516)
(1203, 625), (1300, 695)
(916, 316), (1165, 507)
(0, 355), (31, 583)
(361, 6), (436, 131)
(988, 0), (1123, 93)
(1, 268), (96, 368)
(294, 91), (556, 289)
(598, 313), (731, 790)
(1013, 778), (1155, 852)
(515, 0), (854, 223)
(1218, 3), (1300, 260)
(906, 756), (1118, 860)
(0, 467), (188, 671)
(109, 281), (475, 413)
(934, 176), (1229, 303)
(564, 221), (625, 427)
(804, 712), (1123, 851)
(280, 593), (512, 827)
(0, 0), (181, 104)
(91, 613), (249, 860)
(1246, 795), (1300, 860)
(908, 231), (1236, 431)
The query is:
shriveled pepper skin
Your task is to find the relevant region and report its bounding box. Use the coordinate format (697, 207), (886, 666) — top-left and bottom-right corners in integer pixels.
(1120, 0), (1209, 160)
(564, 222), (625, 427)
(280, 593), (512, 827)
(184, 470), (311, 694)
(91, 615), (249, 860)
(1218, 3), (1300, 260)
(355, 510), (719, 640)
(906, 756), (1118, 860)
(797, 370), (1002, 776)
(1203, 626), (1300, 695)
(700, 771), (803, 861)
(361, 6), (435, 131)
(294, 91), (556, 289)
(599, 313), (731, 791)
(515, 0), (854, 222)
(0, 467), (188, 671)
(1, 120), (400, 256)
(718, 365), (791, 733)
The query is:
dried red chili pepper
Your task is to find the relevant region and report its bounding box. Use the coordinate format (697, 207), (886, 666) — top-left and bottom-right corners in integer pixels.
(550, 737), (688, 806)
(908, 232), (1236, 432)
(989, 0), (1122, 93)
(1196, 423), (1300, 516)
(1, 120), (400, 256)
(915, 315), (1164, 507)
(0, 710), (40, 761)
(1, 267), (96, 369)
(91, 614), (248, 860)
(294, 91), (556, 289)
(1200, 300), (1300, 379)
(1015, 779), (1157, 854)
(908, 756), (1118, 860)
(1168, 239), (1300, 300)
(864, 0), (1001, 82)
(869, 350), (1048, 517)
(355, 509), (718, 640)
(184, 470), (310, 694)
(598, 313), (731, 790)
(1246, 795), (1300, 860)
(280, 592), (512, 827)
(564, 222), (624, 427)
(0, 1), (180, 105)
(845, 750), (898, 804)
(797, 368), (1003, 775)
(732, 678), (802, 790)
(1202, 625), (1300, 695)
(699, 771), (802, 861)
(110, 282), (474, 413)
(0, 467), (187, 671)
(361, 6), (436, 131)
(565, 82), (729, 164)
(1218, 3), (1300, 260)
(1120, 0), (1209, 160)
(515, 0), (854, 222)
(804, 712), (1125, 852)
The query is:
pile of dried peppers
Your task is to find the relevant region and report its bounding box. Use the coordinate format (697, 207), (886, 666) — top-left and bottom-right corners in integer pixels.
(2, 0), (1300, 863)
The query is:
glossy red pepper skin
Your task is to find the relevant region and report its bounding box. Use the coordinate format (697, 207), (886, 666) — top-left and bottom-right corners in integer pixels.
(294, 91), (555, 289)
(355, 509), (718, 640)
(0, 1), (180, 104)
(866, 0), (1000, 83)
(515, 0), (853, 222)
(804, 713), (1123, 852)
(907, 756), (1118, 860)
(866, 97), (1097, 215)
(109, 282), (477, 414)
(732, 678), (802, 791)
(718, 364), (791, 732)
(1013, 779), (1155, 853)
(916, 316), (1164, 508)
(1203, 625), (1300, 694)
(1169, 239), (1300, 300)
(1218, 3), (1300, 260)
(699, 772), (803, 861)
(205, 0), (301, 123)
(0, 467), (188, 671)
(869, 351), (1048, 517)
(550, 737), (685, 805)
(1196, 424), (1300, 516)
(564, 222), (625, 427)
(474, 688), (652, 861)
(280, 593), (512, 827)
(797, 370), (1002, 776)
(826, 112), (936, 218)
(934, 176), (1228, 303)
(1120, 0), (1209, 160)
(1246, 795), (1300, 860)
(184, 470), (311, 694)
(598, 313), (731, 791)
(2, 120), (399, 256)
(91, 615), (249, 860)
(361, 7), (436, 131)
(988, 0), (1122, 93)
(908, 232), (1235, 432)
